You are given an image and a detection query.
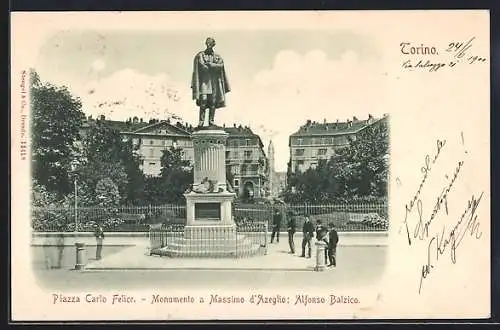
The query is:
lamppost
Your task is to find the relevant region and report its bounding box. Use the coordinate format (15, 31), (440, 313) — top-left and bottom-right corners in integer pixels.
(70, 160), (79, 233)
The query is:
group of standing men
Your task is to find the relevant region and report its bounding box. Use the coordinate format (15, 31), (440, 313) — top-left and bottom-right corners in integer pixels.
(270, 207), (339, 268)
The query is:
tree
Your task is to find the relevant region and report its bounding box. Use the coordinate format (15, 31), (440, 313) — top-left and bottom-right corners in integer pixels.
(79, 116), (143, 204)
(160, 146), (193, 203)
(283, 119), (389, 203)
(144, 146), (193, 204)
(30, 70), (86, 197)
(335, 120), (389, 198)
(95, 178), (121, 207)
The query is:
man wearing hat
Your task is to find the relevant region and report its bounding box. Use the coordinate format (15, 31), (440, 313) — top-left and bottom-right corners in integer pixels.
(191, 37), (231, 127)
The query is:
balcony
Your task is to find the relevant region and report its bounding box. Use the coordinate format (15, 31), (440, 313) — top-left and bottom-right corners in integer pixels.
(240, 171), (258, 177)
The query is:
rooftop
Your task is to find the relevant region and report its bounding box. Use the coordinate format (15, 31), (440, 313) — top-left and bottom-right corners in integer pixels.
(290, 114), (387, 137)
(81, 116), (263, 145)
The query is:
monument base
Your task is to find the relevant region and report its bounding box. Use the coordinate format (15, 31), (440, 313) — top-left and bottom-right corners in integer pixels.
(184, 224), (237, 240)
(153, 226), (262, 258)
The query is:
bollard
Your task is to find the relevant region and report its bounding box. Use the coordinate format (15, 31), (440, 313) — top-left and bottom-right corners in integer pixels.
(74, 242), (86, 270)
(314, 240), (327, 272)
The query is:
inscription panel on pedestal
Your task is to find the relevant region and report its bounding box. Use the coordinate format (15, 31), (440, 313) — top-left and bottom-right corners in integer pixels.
(194, 202), (221, 221)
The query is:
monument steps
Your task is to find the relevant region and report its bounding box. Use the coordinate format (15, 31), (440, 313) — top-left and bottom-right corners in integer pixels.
(151, 236), (263, 258)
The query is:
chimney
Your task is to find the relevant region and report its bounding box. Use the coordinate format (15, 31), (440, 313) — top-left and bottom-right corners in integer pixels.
(233, 123), (237, 128)
(323, 118), (327, 124)
(353, 116), (358, 122)
(367, 114), (374, 124)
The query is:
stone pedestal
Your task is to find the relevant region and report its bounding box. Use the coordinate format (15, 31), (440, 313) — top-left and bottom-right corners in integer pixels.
(192, 129), (229, 193)
(314, 241), (327, 272)
(74, 242), (86, 270)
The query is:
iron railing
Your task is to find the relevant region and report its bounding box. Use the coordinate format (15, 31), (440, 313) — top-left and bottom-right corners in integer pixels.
(31, 201), (388, 232)
(148, 222), (268, 258)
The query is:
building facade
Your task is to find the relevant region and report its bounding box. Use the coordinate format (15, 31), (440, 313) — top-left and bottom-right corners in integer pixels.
(224, 125), (268, 199)
(82, 117), (268, 199)
(288, 114), (388, 173)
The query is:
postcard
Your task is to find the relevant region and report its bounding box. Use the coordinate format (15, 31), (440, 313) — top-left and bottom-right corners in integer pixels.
(10, 10), (490, 321)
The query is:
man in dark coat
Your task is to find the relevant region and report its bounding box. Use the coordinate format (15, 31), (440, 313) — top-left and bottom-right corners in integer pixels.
(327, 223), (339, 267)
(95, 225), (105, 260)
(270, 208), (282, 243)
(286, 210), (297, 254)
(55, 233), (65, 269)
(191, 37), (231, 127)
(301, 216), (314, 258)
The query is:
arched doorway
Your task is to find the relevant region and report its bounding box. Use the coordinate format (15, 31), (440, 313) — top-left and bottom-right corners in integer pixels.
(243, 181), (255, 200)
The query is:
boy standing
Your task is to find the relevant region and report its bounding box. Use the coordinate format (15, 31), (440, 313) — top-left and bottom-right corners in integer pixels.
(327, 223), (339, 267)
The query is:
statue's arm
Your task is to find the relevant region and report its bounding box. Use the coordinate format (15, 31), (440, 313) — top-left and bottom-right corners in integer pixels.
(197, 53), (209, 70)
(210, 56), (224, 69)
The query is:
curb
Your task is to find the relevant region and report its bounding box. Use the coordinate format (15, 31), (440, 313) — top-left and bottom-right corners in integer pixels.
(82, 267), (317, 272)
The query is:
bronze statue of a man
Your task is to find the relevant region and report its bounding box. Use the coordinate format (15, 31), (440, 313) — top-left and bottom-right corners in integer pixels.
(191, 37), (231, 127)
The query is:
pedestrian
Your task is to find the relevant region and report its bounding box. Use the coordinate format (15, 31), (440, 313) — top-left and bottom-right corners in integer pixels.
(287, 210), (297, 254)
(95, 225), (105, 260)
(43, 235), (54, 270)
(327, 223), (339, 267)
(301, 216), (314, 258)
(55, 233), (65, 269)
(270, 207), (282, 243)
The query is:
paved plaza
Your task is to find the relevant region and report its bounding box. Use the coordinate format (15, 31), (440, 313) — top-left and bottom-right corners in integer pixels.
(32, 237), (387, 291)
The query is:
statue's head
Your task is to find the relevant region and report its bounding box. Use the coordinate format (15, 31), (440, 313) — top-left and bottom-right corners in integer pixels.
(205, 37), (216, 49)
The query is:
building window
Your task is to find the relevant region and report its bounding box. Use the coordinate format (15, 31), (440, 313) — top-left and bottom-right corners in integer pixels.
(149, 149), (154, 157)
(294, 149), (305, 156)
(245, 139), (250, 146)
(321, 138), (326, 145)
(318, 148), (327, 155)
(149, 162), (156, 166)
(225, 150), (230, 159)
(234, 179), (239, 186)
(150, 140), (154, 145)
(297, 138), (303, 145)
(244, 150), (252, 158)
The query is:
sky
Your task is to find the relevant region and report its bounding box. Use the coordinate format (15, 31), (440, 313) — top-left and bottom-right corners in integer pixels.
(34, 29), (390, 172)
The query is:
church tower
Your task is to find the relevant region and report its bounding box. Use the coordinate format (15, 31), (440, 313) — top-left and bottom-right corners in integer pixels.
(268, 140), (276, 197)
